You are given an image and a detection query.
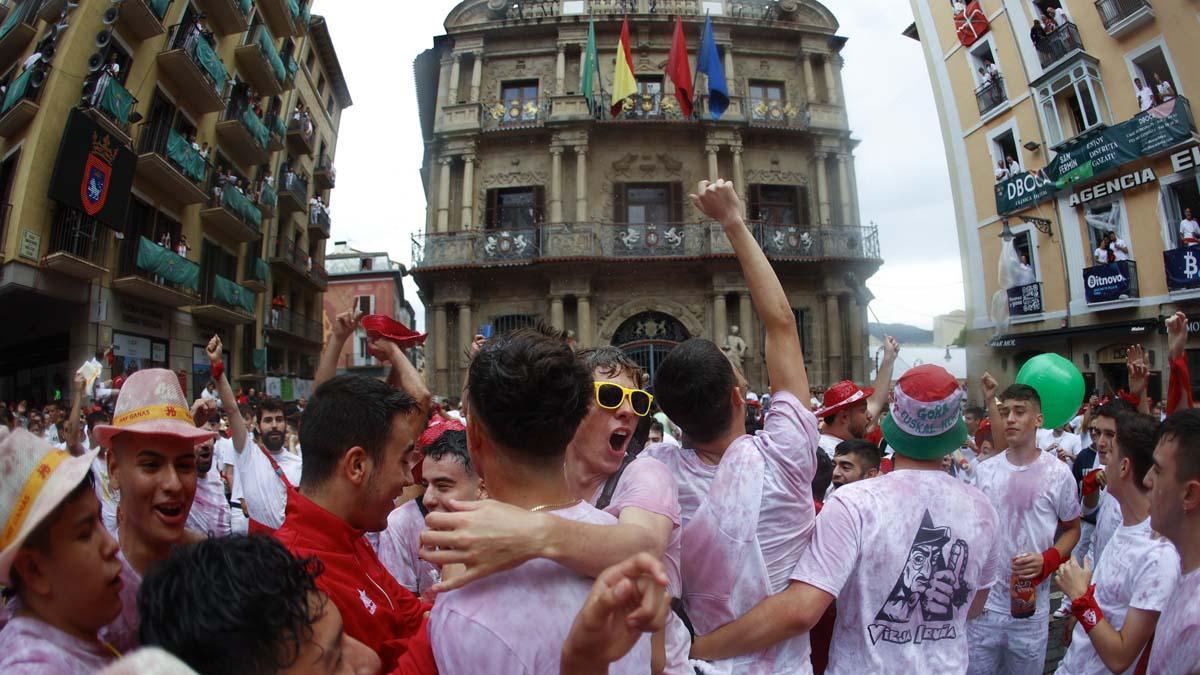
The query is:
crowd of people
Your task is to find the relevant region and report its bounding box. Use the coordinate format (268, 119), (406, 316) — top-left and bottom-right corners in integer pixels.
(1, 181), (1198, 675)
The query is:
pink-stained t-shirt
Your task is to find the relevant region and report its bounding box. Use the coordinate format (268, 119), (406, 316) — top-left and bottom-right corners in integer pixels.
(377, 499), (440, 598)
(1090, 491), (1121, 566)
(0, 615), (116, 673)
(429, 501), (650, 675)
(590, 455), (689, 675)
(1057, 517), (1179, 675)
(186, 463), (232, 537)
(1148, 567), (1200, 675)
(792, 470), (1003, 675)
(973, 449), (1081, 618)
(643, 442), (717, 528)
(679, 391), (821, 674)
(99, 550), (142, 654)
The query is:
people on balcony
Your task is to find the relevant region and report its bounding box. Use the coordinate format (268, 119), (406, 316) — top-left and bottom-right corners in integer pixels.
(1030, 20), (1049, 57)
(995, 159), (1010, 183)
(1014, 254), (1037, 287)
(175, 235), (189, 258)
(309, 195), (326, 225)
(1155, 73), (1177, 103)
(1180, 208), (1199, 247)
(1135, 78), (1156, 112)
(1094, 231), (1130, 265)
(292, 103), (314, 139)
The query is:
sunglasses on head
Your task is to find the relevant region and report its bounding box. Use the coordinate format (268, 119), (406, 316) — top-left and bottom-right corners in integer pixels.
(593, 381), (654, 417)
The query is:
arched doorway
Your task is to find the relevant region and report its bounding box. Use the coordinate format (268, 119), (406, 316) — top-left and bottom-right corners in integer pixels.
(611, 311), (690, 383)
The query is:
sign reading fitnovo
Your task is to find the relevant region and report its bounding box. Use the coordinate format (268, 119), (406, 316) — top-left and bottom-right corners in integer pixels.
(1068, 168), (1156, 207)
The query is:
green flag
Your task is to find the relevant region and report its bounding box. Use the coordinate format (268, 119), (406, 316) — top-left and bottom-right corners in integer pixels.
(582, 19), (598, 102)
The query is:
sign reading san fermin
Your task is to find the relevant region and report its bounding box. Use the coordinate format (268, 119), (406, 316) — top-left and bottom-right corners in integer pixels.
(48, 108), (136, 231)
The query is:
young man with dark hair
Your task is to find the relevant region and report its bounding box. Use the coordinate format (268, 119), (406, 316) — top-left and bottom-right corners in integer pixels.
(138, 535), (380, 675)
(86, 409), (118, 535)
(235, 393), (296, 532)
(0, 430), (123, 672)
(968, 377), (1081, 674)
(427, 328), (650, 673)
(1080, 399), (1134, 567)
(831, 439), (883, 490)
(1145, 409), (1200, 674)
(274, 333), (434, 674)
(689, 365), (1004, 673)
(814, 336), (899, 461)
(1055, 411), (1178, 674)
(187, 376), (232, 538)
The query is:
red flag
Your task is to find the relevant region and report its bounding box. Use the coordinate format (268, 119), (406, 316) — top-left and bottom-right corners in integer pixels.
(666, 16), (694, 118)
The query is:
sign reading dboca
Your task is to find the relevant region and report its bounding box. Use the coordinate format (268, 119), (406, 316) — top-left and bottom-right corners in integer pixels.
(995, 97), (1197, 215)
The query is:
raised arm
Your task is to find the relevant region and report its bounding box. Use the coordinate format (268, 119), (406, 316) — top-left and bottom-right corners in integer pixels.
(689, 581), (833, 661)
(1125, 345), (1152, 415)
(63, 373), (87, 453)
(981, 372), (1006, 452)
(370, 338), (432, 421)
(206, 336), (248, 454)
(314, 299), (363, 388)
(867, 336), (900, 422)
(690, 179), (810, 401)
(1166, 312), (1194, 414)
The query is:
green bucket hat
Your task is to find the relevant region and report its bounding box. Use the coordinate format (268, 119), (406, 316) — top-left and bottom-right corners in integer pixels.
(880, 364), (968, 461)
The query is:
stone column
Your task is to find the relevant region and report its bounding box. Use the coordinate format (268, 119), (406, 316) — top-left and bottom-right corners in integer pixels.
(549, 146), (564, 223)
(802, 53), (816, 101)
(723, 45), (735, 96)
(436, 156), (453, 232)
(848, 297), (865, 384)
(555, 44), (566, 95)
(706, 144), (720, 181)
(448, 54), (462, 104)
(731, 145), (746, 215)
(738, 290), (755, 366)
(814, 152), (830, 226)
(550, 296), (565, 330)
(469, 53), (483, 103)
(837, 153), (852, 227)
(457, 304), (473, 368)
(823, 55), (838, 104)
(712, 293), (727, 344)
(434, 304), (448, 393)
(577, 295), (592, 348)
(825, 293), (843, 382)
(460, 154), (475, 230)
(575, 146), (589, 222)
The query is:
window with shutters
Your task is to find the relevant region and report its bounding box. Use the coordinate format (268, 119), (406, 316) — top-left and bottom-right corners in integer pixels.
(613, 183), (682, 224)
(748, 184), (811, 225)
(491, 314), (538, 335)
(748, 81), (785, 120)
(484, 187), (544, 229)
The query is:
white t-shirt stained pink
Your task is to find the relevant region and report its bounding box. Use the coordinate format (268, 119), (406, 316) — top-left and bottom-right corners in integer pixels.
(1057, 517), (1179, 674)
(1148, 568), (1200, 675)
(818, 433), (843, 460)
(973, 450), (1081, 618)
(187, 462), (231, 537)
(792, 470), (1003, 674)
(1090, 491), (1121, 566)
(429, 501), (650, 674)
(376, 499), (440, 597)
(589, 456), (689, 675)
(235, 441), (302, 529)
(679, 391), (821, 674)
(642, 442), (716, 528)
(0, 615), (116, 673)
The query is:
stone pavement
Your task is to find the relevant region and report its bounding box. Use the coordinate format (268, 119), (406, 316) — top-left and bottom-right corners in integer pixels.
(1044, 592), (1070, 673)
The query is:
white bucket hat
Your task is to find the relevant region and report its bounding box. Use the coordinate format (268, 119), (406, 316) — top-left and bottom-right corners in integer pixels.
(0, 428), (99, 585)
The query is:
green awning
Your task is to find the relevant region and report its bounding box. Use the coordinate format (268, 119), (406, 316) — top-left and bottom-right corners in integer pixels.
(189, 33), (227, 92)
(259, 182), (277, 208)
(149, 0), (171, 19)
(222, 186), (263, 228)
(287, 0), (300, 19)
(136, 237), (200, 291)
(240, 107), (269, 149)
(213, 274), (255, 313)
(272, 115), (286, 137)
(238, 0), (252, 16)
(253, 258), (270, 282)
(1, 67), (34, 115)
(256, 25), (286, 84)
(96, 75), (135, 126)
(166, 128), (206, 183)
(0, 1), (30, 43)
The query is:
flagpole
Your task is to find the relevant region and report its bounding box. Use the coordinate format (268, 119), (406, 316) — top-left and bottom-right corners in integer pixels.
(690, 11), (707, 120)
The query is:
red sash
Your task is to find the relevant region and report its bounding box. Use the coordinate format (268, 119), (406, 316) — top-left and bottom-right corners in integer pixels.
(248, 444), (294, 535)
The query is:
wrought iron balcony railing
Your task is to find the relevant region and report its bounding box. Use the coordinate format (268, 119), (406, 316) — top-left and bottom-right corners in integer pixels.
(1035, 21), (1084, 69)
(481, 97), (548, 131)
(975, 76), (1007, 116)
(1094, 0), (1153, 32)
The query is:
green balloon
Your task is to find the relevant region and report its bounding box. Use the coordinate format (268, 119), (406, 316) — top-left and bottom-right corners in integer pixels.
(1015, 354), (1085, 429)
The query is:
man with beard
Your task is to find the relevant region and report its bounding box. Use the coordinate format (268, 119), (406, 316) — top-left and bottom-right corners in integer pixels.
(274, 335), (435, 674)
(816, 336), (899, 461)
(1145, 409), (1200, 674)
(831, 440), (883, 490)
(91, 369), (216, 652)
(233, 396), (295, 532)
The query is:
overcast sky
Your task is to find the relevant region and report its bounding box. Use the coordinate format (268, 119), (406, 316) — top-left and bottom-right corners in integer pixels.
(316, 1), (963, 331)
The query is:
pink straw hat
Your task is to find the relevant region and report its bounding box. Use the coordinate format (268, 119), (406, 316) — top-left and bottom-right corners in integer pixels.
(92, 369), (216, 448)
(0, 429), (100, 584)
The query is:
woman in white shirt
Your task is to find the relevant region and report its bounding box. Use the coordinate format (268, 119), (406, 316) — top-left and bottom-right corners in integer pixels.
(1154, 72), (1176, 102)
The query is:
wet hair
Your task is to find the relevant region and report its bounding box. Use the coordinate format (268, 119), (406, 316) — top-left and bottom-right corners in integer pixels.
(1156, 409), (1200, 483)
(999, 384), (1041, 410)
(577, 346), (647, 388)
(1114, 412), (1158, 488)
(963, 406), (986, 421)
(467, 327), (591, 463)
(1094, 398), (1134, 421)
(811, 450), (833, 502)
(299, 375), (418, 489)
(654, 339), (735, 444)
(423, 429), (476, 478)
(256, 397), (286, 423)
(835, 439), (883, 472)
(139, 535), (325, 675)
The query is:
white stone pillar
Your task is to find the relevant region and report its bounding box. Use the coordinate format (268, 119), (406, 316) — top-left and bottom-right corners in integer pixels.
(457, 304), (473, 367)
(738, 291), (754, 360)
(706, 144), (720, 181)
(469, 53), (483, 103)
(837, 153), (852, 227)
(814, 152), (830, 226)
(434, 304), (448, 392)
(723, 45), (735, 96)
(556, 44), (566, 95)
(460, 154), (476, 230)
(823, 55), (838, 104)
(713, 293), (727, 344)
(550, 296), (564, 330)
(825, 293), (843, 382)
(436, 157), (453, 232)
(731, 145), (746, 215)
(549, 146), (564, 223)
(577, 294), (592, 347)
(803, 53), (816, 101)
(575, 146), (589, 222)
(448, 54), (462, 104)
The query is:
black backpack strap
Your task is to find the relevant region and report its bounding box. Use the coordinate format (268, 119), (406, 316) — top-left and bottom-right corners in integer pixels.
(671, 597), (696, 642)
(595, 451), (637, 510)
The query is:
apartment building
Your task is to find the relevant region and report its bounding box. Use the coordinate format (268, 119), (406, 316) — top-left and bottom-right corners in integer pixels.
(322, 241), (416, 380)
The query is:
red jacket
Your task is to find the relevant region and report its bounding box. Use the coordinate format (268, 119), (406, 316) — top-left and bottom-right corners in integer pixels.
(274, 489), (437, 674)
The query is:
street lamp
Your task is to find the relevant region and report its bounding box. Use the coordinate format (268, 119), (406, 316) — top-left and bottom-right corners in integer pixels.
(999, 215), (1054, 240)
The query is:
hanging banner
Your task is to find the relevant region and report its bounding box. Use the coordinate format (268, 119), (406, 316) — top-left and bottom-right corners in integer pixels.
(1164, 246), (1200, 291)
(48, 108), (136, 231)
(995, 169), (1057, 215)
(1006, 282), (1044, 317)
(954, 1), (990, 47)
(1083, 260), (1138, 304)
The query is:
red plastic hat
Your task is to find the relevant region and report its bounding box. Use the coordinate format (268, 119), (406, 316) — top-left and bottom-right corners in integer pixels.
(974, 419), (992, 450)
(814, 380), (874, 418)
(361, 315), (427, 350)
(417, 418), (465, 453)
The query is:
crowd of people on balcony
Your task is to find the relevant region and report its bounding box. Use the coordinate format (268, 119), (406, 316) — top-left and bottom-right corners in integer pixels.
(292, 102), (315, 140)
(994, 155), (1022, 182)
(308, 194), (327, 225)
(1134, 73), (1177, 112)
(1093, 230), (1131, 266)
(1029, 4), (1077, 60)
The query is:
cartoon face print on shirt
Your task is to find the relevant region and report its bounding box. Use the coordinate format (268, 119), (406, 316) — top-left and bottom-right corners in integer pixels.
(876, 510), (970, 627)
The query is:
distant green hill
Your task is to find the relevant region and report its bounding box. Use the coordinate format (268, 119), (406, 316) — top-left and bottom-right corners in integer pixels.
(868, 322), (934, 345)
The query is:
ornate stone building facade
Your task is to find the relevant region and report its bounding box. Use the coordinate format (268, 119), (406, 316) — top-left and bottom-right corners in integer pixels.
(412, 0), (881, 395)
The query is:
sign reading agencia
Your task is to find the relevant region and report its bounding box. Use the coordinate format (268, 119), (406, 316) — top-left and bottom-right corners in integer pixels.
(1068, 168), (1156, 207)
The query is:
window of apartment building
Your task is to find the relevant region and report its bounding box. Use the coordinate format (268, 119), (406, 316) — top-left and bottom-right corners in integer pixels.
(990, 129), (1020, 173)
(199, 238), (238, 301)
(1163, 172), (1200, 247)
(792, 308), (812, 359)
(748, 81), (785, 119)
(491, 314), (538, 336)
(748, 184), (811, 225)
(305, 46), (316, 73)
(325, 93), (335, 117)
(1129, 44), (1181, 107)
(317, 73), (326, 96)
(970, 40), (1007, 114)
(613, 183), (682, 224)
(1036, 63), (1112, 148)
(485, 186), (544, 229)
(1084, 198), (1131, 264)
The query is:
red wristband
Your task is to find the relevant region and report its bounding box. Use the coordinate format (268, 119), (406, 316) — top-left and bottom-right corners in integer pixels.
(1117, 389), (1141, 408)
(1070, 585), (1104, 633)
(1038, 547), (1063, 584)
(1082, 469), (1102, 497)
(211, 361), (225, 382)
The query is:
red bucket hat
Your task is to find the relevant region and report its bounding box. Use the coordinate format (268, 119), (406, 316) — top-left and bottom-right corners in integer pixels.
(814, 380), (874, 418)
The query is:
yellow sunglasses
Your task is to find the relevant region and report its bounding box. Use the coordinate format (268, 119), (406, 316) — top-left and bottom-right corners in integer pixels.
(593, 381), (654, 417)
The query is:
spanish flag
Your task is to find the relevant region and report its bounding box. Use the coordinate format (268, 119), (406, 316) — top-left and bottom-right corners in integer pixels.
(610, 17), (637, 117)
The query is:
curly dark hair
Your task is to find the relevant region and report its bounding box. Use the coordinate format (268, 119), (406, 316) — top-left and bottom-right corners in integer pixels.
(138, 535), (326, 675)
(654, 338), (736, 444)
(577, 346), (646, 388)
(425, 429), (476, 477)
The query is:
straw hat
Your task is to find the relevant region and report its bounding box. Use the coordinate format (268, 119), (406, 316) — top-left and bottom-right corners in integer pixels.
(880, 365), (969, 460)
(92, 369), (216, 449)
(0, 429), (100, 584)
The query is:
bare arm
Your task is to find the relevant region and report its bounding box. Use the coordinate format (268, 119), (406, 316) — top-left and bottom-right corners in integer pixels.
(314, 299), (362, 388)
(1056, 558), (1160, 673)
(64, 374), (87, 453)
(1053, 518), (1081, 561)
(867, 336), (899, 422)
(371, 338), (432, 421)
(690, 180), (810, 401)
(968, 588), (990, 619)
(205, 336), (248, 454)
(982, 372), (1006, 452)
(689, 581), (834, 661)
(1126, 345), (1152, 415)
